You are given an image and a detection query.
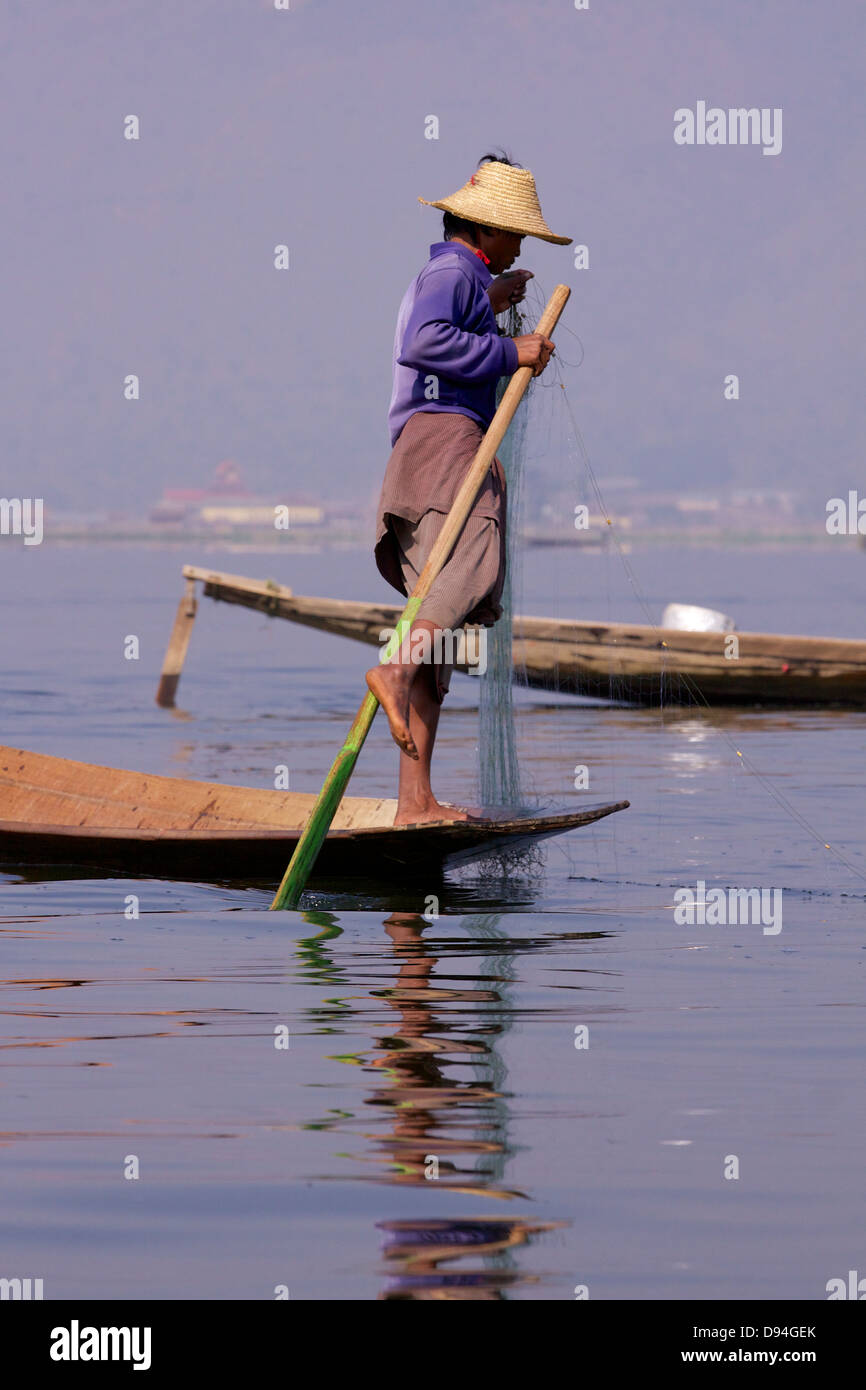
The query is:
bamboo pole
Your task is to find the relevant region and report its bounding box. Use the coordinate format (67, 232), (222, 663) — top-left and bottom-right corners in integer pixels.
(270, 283), (571, 909)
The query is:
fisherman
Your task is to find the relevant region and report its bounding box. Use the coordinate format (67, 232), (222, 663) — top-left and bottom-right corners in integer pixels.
(367, 153), (571, 824)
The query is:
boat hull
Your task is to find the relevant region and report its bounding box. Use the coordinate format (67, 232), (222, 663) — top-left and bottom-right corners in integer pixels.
(0, 811), (628, 880)
(0, 746), (628, 883)
(182, 567), (866, 708)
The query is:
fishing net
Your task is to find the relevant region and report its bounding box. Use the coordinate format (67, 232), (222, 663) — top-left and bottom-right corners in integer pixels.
(475, 288), (701, 833)
(477, 302), (531, 813)
(473, 280), (858, 897)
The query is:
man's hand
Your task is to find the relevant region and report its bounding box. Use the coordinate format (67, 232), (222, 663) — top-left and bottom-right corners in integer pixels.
(487, 269), (533, 316)
(513, 332), (555, 377)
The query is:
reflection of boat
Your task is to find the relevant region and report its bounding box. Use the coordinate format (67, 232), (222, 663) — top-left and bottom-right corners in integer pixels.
(0, 747), (628, 881)
(158, 566), (866, 708)
(520, 525), (606, 548)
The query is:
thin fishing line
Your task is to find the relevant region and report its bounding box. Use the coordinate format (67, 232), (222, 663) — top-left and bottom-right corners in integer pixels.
(554, 378), (866, 885)
(526, 266), (854, 864)
(524, 278), (861, 877)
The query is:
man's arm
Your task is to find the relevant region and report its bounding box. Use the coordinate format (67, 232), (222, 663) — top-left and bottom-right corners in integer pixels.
(397, 267), (519, 381)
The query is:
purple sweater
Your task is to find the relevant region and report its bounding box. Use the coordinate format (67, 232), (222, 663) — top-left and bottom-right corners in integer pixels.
(387, 241), (520, 446)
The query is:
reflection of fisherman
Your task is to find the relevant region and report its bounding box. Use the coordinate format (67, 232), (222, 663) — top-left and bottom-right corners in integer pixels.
(367, 154), (571, 826)
(372, 915), (562, 1301)
(368, 913), (510, 1197)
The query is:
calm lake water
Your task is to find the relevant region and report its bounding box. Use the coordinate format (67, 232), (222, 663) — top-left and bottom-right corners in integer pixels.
(1, 541), (864, 1300)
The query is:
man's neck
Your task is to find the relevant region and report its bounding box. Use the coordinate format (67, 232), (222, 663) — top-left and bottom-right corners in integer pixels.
(449, 235), (478, 253)
(448, 236), (490, 267)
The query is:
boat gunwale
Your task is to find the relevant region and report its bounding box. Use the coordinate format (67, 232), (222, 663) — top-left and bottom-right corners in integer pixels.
(0, 801), (630, 844)
(184, 568), (866, 664)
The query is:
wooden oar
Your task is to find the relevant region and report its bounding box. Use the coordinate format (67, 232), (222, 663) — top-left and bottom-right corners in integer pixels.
(269, 282), (571, 909)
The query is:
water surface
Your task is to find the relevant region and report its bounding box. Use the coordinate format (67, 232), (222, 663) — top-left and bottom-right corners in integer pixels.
(1, 543), (863, 1299)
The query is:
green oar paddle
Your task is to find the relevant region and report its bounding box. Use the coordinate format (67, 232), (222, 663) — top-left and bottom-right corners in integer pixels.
(270, 283), (571, 909)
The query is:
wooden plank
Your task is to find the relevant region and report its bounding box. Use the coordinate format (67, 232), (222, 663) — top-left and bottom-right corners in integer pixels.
(155, 577), (198, 707)
(513, 615), (866, 665)
(183, 564), (295, 602)
(0, 746), (397, 832)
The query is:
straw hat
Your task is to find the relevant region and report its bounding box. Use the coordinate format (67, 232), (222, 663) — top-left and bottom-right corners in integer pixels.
(419, 160), (571, 246)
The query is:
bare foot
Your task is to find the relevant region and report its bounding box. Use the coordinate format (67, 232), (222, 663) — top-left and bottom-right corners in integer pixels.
(394, 800), (481, 826)
(366, 664), (418, 758)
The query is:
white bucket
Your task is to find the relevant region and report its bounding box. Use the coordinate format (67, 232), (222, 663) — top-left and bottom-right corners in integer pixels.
(662, 603), (736, 633)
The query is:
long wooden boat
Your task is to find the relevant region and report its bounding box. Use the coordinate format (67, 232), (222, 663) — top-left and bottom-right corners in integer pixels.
(157, 565), (866, 708)
(0, 746), (628, 882)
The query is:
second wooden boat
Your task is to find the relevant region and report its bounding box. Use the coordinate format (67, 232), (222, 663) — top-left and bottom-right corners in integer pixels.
(156, 565), (866, 709)
(0, 746), (628, 883)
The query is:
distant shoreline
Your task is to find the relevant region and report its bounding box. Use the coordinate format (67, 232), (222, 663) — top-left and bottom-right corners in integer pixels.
(17, 527), (859, 551)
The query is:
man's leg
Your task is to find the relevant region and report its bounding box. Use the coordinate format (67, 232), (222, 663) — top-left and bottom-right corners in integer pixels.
(366, 619), (471, 823)
(364, 618), (434, 761)
(367, 510), (502, 822)
(396, 641), (462, 825)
